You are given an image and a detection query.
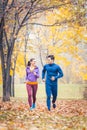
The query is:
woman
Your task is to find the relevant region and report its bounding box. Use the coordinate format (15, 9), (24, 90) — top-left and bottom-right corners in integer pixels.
(26, 58), (39, 110)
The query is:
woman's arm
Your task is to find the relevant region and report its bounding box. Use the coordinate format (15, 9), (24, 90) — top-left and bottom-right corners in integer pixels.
(26, 67), (31, 81)
(34, 67), (40, 78)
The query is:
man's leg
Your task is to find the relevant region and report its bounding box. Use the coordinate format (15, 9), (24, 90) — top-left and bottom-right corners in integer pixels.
(51, 85), (58, 108)
(46, 84), (51, 110)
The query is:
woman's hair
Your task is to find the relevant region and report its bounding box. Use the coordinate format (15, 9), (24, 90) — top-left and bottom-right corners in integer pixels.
(27, 58), (35, 66)
(46, 55), (55, 60)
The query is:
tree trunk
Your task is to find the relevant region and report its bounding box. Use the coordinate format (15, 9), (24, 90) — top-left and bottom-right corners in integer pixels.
(11, 75), (14, 97)
(0, 21), (15, 101)
(11, 54), (18, 97)
(2, 49), (12, 101)
(39, 48), (44, 67)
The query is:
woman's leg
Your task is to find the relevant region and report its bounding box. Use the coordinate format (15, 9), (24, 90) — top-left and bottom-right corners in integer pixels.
(26, 84), (32, 107)
(32, 84), (38, 104)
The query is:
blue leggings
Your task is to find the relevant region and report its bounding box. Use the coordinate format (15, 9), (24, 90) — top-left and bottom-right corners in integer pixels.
(45, 84), (58, 110)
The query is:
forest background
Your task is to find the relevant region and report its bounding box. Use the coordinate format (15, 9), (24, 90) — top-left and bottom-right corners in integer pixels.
(0, 0), (87, 129)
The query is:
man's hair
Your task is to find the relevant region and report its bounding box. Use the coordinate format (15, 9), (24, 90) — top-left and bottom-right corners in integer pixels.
(47, 55), (55, 60)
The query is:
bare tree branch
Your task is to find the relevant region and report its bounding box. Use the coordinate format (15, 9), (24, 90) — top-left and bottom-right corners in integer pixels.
(10, 0), (15, 6)
(22, 1), (71, 25)
(3, 29), (9, 48)
(20, 1), (35, 26)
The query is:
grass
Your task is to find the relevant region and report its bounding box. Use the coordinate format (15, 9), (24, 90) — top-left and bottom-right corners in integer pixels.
(0, 83), (86, 99)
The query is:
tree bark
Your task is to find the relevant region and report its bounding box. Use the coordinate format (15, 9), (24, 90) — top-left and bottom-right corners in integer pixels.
(11, 55), (17, 97)
(3, 50), (12, 101)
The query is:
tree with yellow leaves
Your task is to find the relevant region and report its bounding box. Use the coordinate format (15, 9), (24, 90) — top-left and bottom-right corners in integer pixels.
(0, 0), (71, 101)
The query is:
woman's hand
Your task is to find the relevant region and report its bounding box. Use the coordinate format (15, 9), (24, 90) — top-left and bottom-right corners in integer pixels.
(33, 72), (37, 76)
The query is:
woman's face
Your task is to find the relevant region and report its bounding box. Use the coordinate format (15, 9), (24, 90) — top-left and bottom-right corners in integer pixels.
(31, 59), (36, 66)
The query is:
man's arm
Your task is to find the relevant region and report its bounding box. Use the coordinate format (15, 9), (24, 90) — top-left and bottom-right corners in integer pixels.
(55, 66), (63, 79)
(42, 65), (46, 81)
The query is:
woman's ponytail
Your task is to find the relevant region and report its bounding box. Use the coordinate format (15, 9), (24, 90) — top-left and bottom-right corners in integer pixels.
(27, 61), (31, 66)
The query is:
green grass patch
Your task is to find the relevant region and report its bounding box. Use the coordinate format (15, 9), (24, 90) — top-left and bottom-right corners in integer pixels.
(0, 84), (86, 99)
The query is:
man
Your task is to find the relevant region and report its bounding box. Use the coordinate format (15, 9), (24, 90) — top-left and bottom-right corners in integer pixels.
(42, 55), (63, 111)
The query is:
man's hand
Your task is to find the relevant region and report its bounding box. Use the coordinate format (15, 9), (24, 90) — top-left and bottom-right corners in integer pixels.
(51, 76), (55, 81)
(42, 79), (45, 82)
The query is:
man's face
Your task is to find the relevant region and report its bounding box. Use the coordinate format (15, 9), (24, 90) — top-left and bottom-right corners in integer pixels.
(47, 58), (54, 64)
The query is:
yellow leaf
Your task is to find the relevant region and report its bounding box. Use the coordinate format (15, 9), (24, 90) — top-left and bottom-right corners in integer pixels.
(10, 69), (13, 76)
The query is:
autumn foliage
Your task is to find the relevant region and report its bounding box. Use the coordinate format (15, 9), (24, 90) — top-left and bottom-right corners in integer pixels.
(0, 98), (87, 130)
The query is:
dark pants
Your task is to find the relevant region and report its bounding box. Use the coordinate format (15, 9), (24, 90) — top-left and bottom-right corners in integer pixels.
(26, 84), (38, 107)
(46, 84), (57, 110)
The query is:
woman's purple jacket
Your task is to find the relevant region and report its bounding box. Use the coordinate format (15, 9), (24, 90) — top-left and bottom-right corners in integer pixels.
(26, 66), (39, 82)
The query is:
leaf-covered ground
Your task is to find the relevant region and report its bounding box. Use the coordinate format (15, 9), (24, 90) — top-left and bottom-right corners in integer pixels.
(0, 98), (87, 130)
